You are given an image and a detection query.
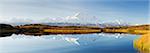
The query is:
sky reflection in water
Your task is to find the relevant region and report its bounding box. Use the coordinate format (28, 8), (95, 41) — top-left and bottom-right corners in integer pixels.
(0, 33), (139, 53)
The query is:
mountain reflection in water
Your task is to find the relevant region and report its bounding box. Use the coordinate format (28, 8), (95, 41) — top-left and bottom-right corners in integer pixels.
(0, 33), (139, 53)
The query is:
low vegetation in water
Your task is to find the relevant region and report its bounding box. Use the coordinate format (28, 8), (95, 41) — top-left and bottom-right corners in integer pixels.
(134, 33), (150, 53)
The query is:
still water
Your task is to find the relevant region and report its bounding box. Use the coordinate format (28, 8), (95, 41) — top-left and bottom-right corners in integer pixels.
(0, 33), (139, 53)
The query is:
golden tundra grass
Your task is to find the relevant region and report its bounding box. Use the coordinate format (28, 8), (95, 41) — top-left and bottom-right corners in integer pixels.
(134, 33), (150, 53)
(44, 29), (101, 34)
(132, 25), (150, 53)
(102, 25), (150, 53)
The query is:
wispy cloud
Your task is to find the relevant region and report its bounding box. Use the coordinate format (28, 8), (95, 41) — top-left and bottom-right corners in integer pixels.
(0, 0), (148, 24)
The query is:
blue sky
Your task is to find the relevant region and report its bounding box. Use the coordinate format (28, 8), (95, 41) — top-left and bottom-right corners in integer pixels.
(0, 0), (149, 24)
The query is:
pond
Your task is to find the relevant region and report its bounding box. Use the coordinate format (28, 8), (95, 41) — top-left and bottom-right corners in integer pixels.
(0, 33), (140, 53)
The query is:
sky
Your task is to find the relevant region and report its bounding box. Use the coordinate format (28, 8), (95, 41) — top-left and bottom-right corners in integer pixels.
(0, 0), (149, 24)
